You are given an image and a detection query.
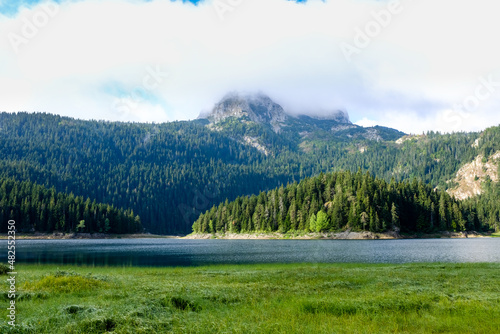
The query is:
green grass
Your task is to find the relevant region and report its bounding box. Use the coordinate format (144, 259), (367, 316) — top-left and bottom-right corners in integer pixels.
(492, 232), (500, 238)
(2, 263), (500, 333)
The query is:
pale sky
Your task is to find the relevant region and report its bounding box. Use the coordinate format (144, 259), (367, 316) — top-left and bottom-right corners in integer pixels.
(1, 0), (499, 133)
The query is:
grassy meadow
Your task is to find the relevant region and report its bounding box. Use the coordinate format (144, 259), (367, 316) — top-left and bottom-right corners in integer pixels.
(2, 263), (500, 333)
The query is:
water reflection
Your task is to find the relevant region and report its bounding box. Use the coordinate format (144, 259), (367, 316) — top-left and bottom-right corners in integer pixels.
(2, 238), (500, 267)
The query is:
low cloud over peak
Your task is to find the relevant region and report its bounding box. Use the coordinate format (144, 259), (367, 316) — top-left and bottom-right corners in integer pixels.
(1, 0), (499, 133)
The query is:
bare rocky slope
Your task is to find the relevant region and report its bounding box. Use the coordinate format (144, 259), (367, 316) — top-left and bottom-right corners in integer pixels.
(448, 151), (500, 200)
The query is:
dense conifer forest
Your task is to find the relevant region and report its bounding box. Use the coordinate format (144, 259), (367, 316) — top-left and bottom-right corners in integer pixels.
(0, 112), (499, 234)
(0, 177), (141, 234)
(192, 170), (493, 234)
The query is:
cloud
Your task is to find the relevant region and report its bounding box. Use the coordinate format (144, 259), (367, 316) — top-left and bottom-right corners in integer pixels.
(0, 0), (499, 132)
(355, 117), (378, 128)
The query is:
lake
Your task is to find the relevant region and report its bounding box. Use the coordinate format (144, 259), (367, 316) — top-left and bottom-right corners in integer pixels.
(3, 238), (500, 266)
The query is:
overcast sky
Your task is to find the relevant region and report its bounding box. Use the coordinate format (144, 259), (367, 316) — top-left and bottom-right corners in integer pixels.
(1, 0), (499, 133)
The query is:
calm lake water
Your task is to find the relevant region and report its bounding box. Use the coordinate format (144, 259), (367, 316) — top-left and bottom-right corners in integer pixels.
(3, 238), (500, 266)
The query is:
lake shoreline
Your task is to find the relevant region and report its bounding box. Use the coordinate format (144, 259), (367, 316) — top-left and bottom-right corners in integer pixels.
(1, 230), (494, 240)
(185, 230), (493, 240)
(0, 232), (179, 240)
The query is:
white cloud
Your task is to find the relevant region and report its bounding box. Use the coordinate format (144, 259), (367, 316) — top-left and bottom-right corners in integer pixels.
(0, 0), (499, 132)
(355, 117), (378, 128)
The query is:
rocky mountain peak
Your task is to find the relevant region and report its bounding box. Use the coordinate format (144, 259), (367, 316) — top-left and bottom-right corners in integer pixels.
(204, 92), (288, 132)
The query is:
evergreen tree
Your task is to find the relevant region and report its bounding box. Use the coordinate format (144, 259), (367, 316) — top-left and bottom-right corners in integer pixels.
(309, 213), (317, 232)
(391, 203), (399, 229)
(316, 211), (329, 232)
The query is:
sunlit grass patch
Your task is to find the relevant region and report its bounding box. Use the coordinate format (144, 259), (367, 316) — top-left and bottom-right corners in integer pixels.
(22, 274), (108, 294)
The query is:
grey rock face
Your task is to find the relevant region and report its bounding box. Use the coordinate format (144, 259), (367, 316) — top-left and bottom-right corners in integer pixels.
(207, 92), (288, 132)
(202, 91), (356, 134)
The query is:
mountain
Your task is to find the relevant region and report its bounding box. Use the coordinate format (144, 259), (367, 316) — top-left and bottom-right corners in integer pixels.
(202, 91), (352, 130)
(198, 92), (405, 155)
(0, 112), (283, 234)
(202, 92), (289, 133)
(1, 98), (499, 234)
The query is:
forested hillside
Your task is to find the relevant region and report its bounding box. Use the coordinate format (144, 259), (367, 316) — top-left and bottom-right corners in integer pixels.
(192, 170), (488, 234)
(0, 177), (141, 234)
(0, 112), (499, 234)
(0, 112), (294, 233)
